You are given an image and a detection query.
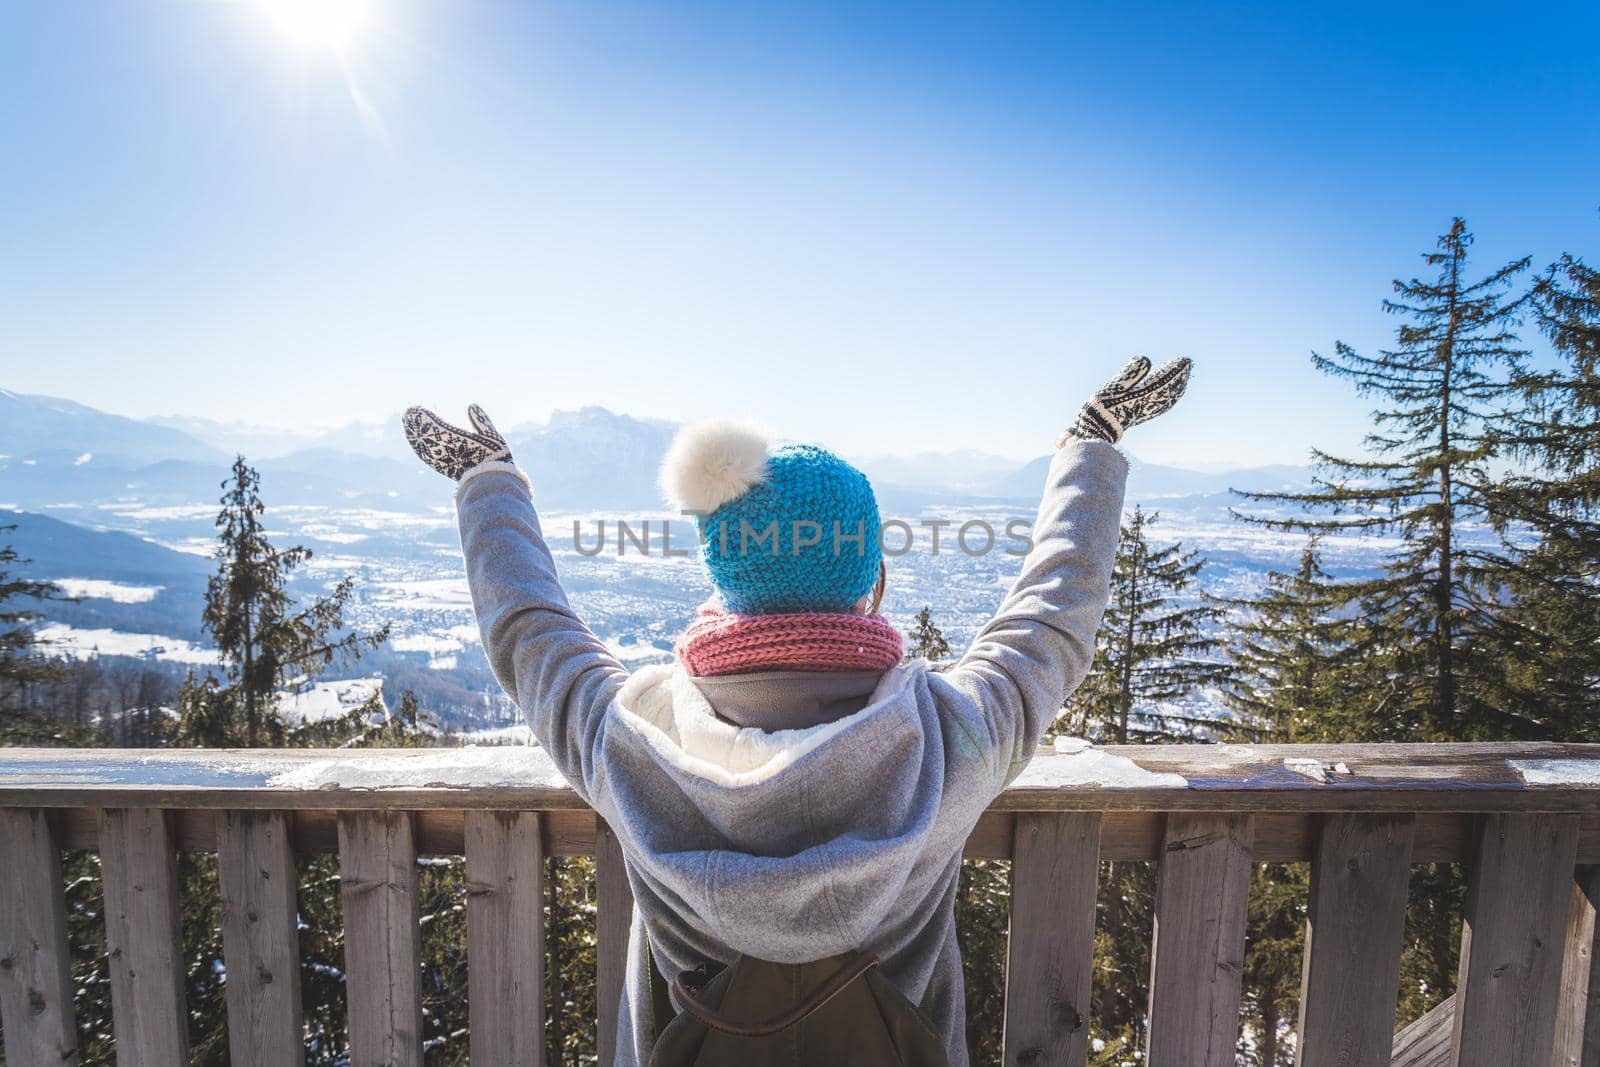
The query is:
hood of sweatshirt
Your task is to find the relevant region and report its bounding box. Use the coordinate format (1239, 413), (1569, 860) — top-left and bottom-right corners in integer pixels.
(598, 660), (951, 964)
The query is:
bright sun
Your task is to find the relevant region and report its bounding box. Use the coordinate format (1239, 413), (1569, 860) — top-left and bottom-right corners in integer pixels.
(259, 0), (373, 51)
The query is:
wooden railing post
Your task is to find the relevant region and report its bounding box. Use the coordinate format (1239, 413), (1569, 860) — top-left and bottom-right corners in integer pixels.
(338, 811), (422, 1067)
(7, 744), (1600, 1067)
(0, 808), (79, 1066)
(464, 810), (547, 1067)
(596, 820), (637, 1067)
(1296, 813), (1414, 1066)
(1002, 812), (1101, 1067)
(217, 811), (305, 1067)
(100, 807), (188, 1065)
(1553, 866), (1600, 1067)
(1146, 812), (1254, 1067)
(1452, 812), (1580, 1067)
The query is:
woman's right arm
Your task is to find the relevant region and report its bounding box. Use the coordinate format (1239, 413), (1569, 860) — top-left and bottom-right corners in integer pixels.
(944, 440), (1127, 778)
(944, 357), (1190, 782)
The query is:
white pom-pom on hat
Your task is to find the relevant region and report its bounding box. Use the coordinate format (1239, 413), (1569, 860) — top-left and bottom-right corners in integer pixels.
(659, 420), (771, 514)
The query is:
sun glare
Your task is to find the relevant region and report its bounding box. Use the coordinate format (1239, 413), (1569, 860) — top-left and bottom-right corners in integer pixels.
(259, 0), (373, 51)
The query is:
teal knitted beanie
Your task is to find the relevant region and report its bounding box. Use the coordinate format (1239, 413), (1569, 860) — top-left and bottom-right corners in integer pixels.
(660, 422), (883, 615)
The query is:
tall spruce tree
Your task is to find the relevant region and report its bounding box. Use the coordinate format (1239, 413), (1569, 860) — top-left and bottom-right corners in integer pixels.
(177, 457), (389, 747)
(1481, 251), (1600, 734)
(905, 604), (953, 662)
(0, 527), (62, 726)
(1064, 507), (1225, 743)
(1234, 218), (1532, 741)
(1220, 540), (1366, 742)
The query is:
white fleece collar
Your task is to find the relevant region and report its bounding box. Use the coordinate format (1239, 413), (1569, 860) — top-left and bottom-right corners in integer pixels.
(613, 663), (918, 788)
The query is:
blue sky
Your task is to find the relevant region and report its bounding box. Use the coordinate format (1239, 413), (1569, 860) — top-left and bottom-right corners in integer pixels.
(2, 2), (1596, 468)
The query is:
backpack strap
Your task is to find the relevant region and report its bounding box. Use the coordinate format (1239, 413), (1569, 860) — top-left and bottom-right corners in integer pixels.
(669, 952), (881, 1038)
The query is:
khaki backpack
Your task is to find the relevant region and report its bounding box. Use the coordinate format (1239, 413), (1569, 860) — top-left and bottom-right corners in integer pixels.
(648, 952), (951, 1067)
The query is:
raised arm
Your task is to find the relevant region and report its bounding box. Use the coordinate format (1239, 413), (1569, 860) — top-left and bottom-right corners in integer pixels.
(946, 357), (1191, 778)
(406, 405), (627, 801)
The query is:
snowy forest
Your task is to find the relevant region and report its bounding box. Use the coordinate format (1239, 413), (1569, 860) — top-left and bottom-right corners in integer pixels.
(2, 218), (1597, 1065)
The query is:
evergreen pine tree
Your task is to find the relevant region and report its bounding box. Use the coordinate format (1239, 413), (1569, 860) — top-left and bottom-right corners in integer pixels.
(177, 457), (389, 747)
(1233, 218), (1532, 741)
(1220, 540), (1365, 742)
(1231, 219), (1536, 1026)
(905, 604), (952, 662)
(1065, 507), (1226, 743)
(1483, 250), (1600, 733)
(0, 526), (62, 729)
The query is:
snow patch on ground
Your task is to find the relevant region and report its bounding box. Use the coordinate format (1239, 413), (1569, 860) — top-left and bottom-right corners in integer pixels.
(295, 523), (369, 544)
(392, 633), (465, 655)
(460, 723), (535, 745)
(372, 578), (473, 611)
(605, 637), (673, 667)
(35, 623), (217, 665)
(51, 578), (163, 604)
(98, 503), (218, 522)
(391, 628), (479, 671)
(280, 677), (386, 725)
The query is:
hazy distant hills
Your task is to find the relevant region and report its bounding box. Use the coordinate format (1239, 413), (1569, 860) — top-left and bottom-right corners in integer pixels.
(997, 454), (1316, 502)
(0, 387), (1315, 512)
(0, 389), (222, 466)
(0, 508), (211, 640)
(0, 388), (1331, 693)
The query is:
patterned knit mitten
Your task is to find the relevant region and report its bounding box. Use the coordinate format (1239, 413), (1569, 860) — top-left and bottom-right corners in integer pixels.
(1057, 356), (1192, 446)
(403, 404), (513, 480)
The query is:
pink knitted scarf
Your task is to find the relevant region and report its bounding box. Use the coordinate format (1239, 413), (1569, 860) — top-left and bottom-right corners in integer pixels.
(675, 602), (904, 677)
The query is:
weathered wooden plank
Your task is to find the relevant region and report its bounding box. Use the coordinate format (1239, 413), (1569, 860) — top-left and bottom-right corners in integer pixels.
(1391, 995), (1454, 1067)
(100, 808), (188, 1065)
(1295, 813), (1414, 1067)
(464, 811), (546, 1067)
(1146, 812), (1254, 1067)
(216, 811), (304, 1067)
(42, 803), (1600, 866)
(1553, 866), (1600, 1067)
(1001, 812), (1100, 1066)
(1452, 812), (1581, 1067)
(338, 812), (422, 1067)
(0, 808), (79, 1066)
(596, 820), (636, 1067)
(8, 743), (1600, 812)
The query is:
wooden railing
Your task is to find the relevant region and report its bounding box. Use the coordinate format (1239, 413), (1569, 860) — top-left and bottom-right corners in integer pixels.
(3, 742), (1600, 1066)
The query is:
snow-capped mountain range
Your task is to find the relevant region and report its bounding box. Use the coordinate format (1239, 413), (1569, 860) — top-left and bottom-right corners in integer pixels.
(1, 386), (1342, 732)
(0, 388), (1314, 511)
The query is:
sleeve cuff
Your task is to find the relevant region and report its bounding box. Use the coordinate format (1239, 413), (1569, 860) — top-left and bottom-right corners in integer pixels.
(455, 460), (531, 499)
(1052, 436), (1130, 474)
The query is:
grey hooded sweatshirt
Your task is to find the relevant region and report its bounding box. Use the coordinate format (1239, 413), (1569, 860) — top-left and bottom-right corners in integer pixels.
(456, 440), (1128, 1066)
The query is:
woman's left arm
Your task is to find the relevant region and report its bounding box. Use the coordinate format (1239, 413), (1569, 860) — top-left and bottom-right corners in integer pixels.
(407, 406), (627, 802)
